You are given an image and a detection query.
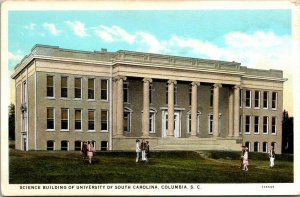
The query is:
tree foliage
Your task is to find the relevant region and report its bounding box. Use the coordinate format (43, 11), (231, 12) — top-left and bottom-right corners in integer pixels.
(282, 110), (293, 154)
(9, 103), (15, 140)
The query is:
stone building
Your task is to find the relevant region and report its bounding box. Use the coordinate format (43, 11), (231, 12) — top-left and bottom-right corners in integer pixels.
(12, 45), (286, 153)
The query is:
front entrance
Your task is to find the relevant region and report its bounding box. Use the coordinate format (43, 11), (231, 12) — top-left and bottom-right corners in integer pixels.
(162, 111), (181, 138)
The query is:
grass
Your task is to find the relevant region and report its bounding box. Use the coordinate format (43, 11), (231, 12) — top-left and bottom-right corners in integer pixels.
(9, 147), (294, 184)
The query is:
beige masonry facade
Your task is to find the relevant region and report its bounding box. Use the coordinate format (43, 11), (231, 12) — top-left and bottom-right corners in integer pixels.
(12, 45), (286, 154)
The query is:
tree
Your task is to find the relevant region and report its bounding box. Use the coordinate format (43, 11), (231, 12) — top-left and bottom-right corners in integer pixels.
(9, 103), (15, 140)
(282, 110), (293, 154)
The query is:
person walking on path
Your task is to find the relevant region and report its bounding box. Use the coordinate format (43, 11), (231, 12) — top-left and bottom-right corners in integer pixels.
(141, 139), (146, 162)
(269, 145), (275, 168)
(243, 147), (249, 171)
(87, 141), (94, 164)
(145, 141), (150, 163)
(136, 139), (141, 163)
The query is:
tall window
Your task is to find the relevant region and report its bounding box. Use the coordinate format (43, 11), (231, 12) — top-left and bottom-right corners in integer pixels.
(210, 87), (214, 107)
(263, 116), (269, 134)
(47, 75), (54, 97)
(88, 110), (95, 131)
(149, 83), (154, 104)
(88, 78), (95, 100)
(123, 82), (129, 103)
(101, 110), (108, 132)
(254, 91), (260, 108)
(61, 108), (69, 131)
(271, 142), (276, 149)
(245, 116), (251, 134)
(189, 85), (192, 106)
(245, 90), (251, 108)
(149, 109), (156, 133)
(272, 92), (278, 109)
(208, 114), (213, 134)
(22, 81), (27, 103)
(245, 141), (250, 151)
(74, 109), (82, 130)
(254, 116), (259, 134)
(263, 142), (268, 153)
(188, 114), (192, 133)
(166, 84), (168, 104)
(61, 140), (69, 151)
(74, 78), (82, 99)
(101, 141), (108, 151)
(254, 142), (259, 152)
(101, 79), (108, 100)
(263, 91), (268, 109)
(74, 140), (82, 151)
(61, 76), (68, 98)
(47, 108), (55, 130)
(124, 112), (131, 132)
(47, 140), (54, 151)
(271, 117), (277, 134)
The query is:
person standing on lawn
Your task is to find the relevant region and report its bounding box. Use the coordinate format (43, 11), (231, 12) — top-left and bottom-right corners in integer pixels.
(269, 145), (275, 168)
(243, 147), (249, 171)
(240, 146), (245, 169)
(141, 139), (147, 162)
(81, 141), (88, 163)
(135, 139), (141, 163)
(145, 141), (150, 162)
(87, 141), (94, 164)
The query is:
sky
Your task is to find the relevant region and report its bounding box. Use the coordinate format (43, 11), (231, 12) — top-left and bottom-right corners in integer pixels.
(8, 10), (293, 114)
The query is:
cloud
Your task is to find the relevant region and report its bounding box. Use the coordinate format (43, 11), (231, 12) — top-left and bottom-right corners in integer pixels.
(66, 20), (88, 38)
(8, 51), (24, 69)
(94, 25), (135, 44)
(24, 23), (36, 30)
(43, 23), (60, 36)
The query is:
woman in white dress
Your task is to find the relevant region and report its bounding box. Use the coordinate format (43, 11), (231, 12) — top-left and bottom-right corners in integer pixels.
(243, 147), (249, 171)
(87, 141), (94, 164)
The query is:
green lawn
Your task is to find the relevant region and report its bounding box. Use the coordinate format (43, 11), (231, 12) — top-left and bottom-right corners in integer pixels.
(9, 148), (293, 184)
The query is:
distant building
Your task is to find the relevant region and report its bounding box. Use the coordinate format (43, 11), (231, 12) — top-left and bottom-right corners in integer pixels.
(12, 45), (286, 153)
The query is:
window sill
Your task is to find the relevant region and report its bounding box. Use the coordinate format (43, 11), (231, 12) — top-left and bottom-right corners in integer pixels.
(87, 99), (96, 102)
(60, 98), (70, 100)
(46, 97), (56, 100)
(60, 130), (70, 132)
(271, 133), (277, 135)
(271, 108), (277, 111)
(262, 132), (269, 135)
(263, 108), (269, 110)
(46, 129), (55, 132)
(253, 133), (260, 135)
(244, 133), (251, 135)
(100, 99), (109, 102)
(245, 106), (251, 109)
(87, 130), (96, 132)
(73, 98), (82, 101)
(75, 130), (83, 132)
(254, 107), (260, 110)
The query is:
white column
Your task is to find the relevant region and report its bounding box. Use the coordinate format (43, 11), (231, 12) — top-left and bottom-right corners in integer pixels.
(233, 85), (240, 137)
(142, 78), (152, 137)
(213, 83), (222, 137)
(116, 76), (127, 136)
(191, 81), (200, 137)
(167, 80), (176, 137)
(228, 87), (234, 137)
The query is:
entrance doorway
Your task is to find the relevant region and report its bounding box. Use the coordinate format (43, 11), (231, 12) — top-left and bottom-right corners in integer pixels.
(162, 111), (181, 138)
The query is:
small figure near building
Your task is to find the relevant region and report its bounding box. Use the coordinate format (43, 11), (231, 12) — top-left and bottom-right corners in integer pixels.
(243, 147), (249, 171)
(81, 141), (88, 163)
(141, 139), (147, 162)
(87, 141), (94, 164)
(269, 145), (275, 168)
(145, 141), (150, 162)
(135, 139), (141, 163)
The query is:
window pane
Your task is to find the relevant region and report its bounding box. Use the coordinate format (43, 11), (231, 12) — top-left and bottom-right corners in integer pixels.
(75, 78), (81, 88)
(47, 108), (54, 118)
(61, 110), (68, 119)
(47, 76), (53, 86)
(88, 79), (94, 88)
(75, 110), (81, 119)
(88, 110), (94, 119)
(61, 77), (67, 87)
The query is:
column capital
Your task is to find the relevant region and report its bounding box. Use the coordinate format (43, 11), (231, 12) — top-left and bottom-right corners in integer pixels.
(114, 76), (127, 82)
(143, 78), (153, 83)
(233, 85), (241, 90)
(213, 83), (222, 88)
(191, 81), (200, 86)
(168, 79), (177, 85)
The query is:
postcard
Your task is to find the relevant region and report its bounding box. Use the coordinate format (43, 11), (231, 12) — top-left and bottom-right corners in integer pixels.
(1, 0), (299, 196)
